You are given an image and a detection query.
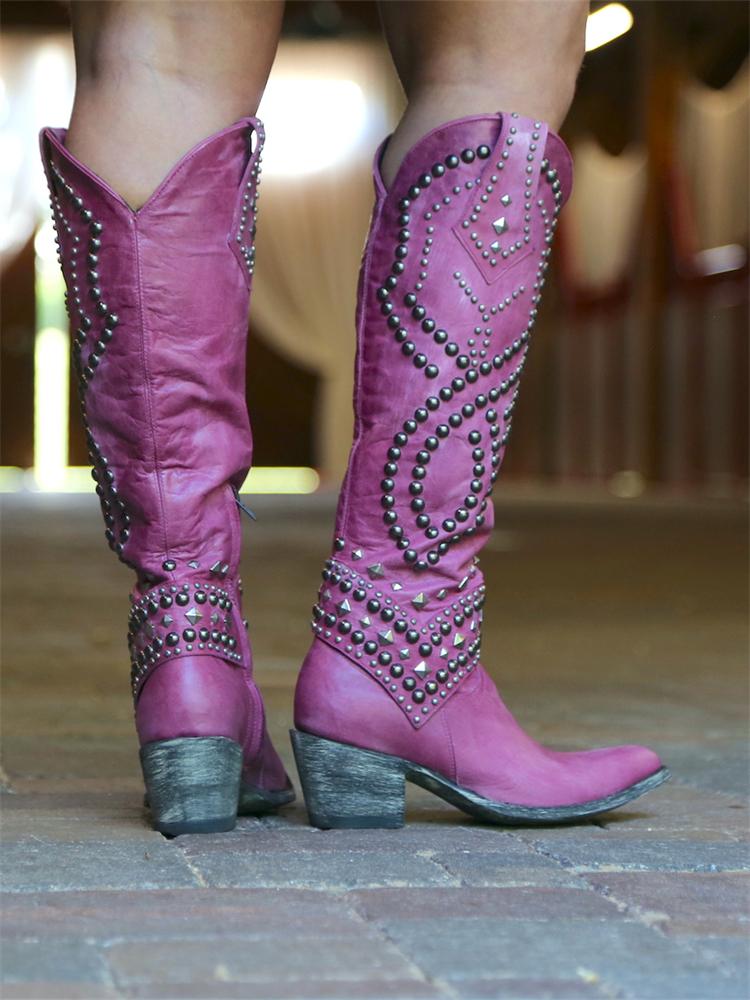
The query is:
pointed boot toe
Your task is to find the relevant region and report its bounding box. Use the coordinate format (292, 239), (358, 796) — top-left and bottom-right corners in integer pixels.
(584, 743), (667, 800)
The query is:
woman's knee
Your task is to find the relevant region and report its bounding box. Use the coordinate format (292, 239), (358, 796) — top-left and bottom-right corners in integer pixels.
(70, 0), (283, 110)
(385, 0), (588, 120)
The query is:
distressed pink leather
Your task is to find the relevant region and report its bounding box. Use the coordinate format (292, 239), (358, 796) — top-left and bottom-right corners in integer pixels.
(39, 117), (290, 795)
(295, 112), (662, 807)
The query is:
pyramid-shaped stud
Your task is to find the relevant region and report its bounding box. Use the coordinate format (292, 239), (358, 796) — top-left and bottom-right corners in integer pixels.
(492, 216), (509, 235)
(209, 560), (223, 574)
(500, 194), (512, 206)
(391, 582), (403, 592)
(187, 560), (200, 570)
(453, 633), (466, 648)
(367, 563), (385, 580)
(414, 661), (430, 679)
(336, 599), (351, 616)
(378, 629), (394, 646)
(210, 611), (220, 624)
(412, 592), (428, 610)
(399, 648), (411, 660)
(322, 589), (332, 602)
(436, 589), (448, 600)
(439, 648), (449, 659)
(360, 616), (371, 627)
(490, 240), (501, 253)
(220, 563), (229, 576)
(161, 615), (173, 626)
(352, 549), (363, 561)
(184, 607), (203, 626)
(458, 575), (470, 591)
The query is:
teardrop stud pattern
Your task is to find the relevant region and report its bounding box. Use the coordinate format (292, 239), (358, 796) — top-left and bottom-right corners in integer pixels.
(312, 114), (565, 728)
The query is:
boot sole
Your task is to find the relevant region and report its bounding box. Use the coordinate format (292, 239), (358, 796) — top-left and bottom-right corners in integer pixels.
(290, 729), (671, 830)
(140, 736), (295, 836)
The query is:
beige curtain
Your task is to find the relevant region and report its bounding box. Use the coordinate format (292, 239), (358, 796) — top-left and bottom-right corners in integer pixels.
(676, 61), (749, 251)
(252, 39), (404, 483)
(564, 138), (648, 291)
(0, 32), (75, 265)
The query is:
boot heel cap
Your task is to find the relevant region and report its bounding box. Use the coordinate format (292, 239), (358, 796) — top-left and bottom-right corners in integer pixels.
(314, 813), (404, 830)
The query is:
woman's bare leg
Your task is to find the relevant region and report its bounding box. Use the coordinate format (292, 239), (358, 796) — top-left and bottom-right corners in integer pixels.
(66, 0), (285, 209)
(378, 0), (588, 186)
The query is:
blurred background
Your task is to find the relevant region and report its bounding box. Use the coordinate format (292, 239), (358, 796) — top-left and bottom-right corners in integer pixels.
(1, 0), (748, 498)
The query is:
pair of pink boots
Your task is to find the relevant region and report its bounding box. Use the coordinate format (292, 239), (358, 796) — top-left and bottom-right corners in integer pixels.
(40, 111), (668, 835)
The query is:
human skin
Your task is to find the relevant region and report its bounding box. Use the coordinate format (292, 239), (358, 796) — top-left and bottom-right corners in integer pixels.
(65, 0), (284, 209)
(65, 0), (588, 205)
(378, 0), (589, 186)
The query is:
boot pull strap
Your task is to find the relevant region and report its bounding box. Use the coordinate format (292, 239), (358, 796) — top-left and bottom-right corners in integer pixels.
(233, 485), (257, 522)
(452, 113), (549, 286)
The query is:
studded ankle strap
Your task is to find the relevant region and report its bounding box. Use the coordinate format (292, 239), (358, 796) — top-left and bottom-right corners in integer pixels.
(128, 579), (245, 699)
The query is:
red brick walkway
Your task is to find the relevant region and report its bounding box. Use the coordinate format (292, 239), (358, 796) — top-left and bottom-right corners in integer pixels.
(2, 494), (748, 999)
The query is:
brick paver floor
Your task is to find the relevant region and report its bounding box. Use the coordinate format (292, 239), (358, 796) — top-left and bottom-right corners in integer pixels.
(2, 492), (748, 999)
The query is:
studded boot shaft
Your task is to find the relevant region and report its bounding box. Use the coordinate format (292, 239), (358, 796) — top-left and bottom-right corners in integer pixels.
(293, 112), (667, 828)
(311, 112), (569, 726)
(40, 119), (293, 833)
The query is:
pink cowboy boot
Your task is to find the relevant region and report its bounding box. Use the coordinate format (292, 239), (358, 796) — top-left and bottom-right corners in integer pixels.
(293, 112), (669, 829)
(40, 118), (293, 835)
